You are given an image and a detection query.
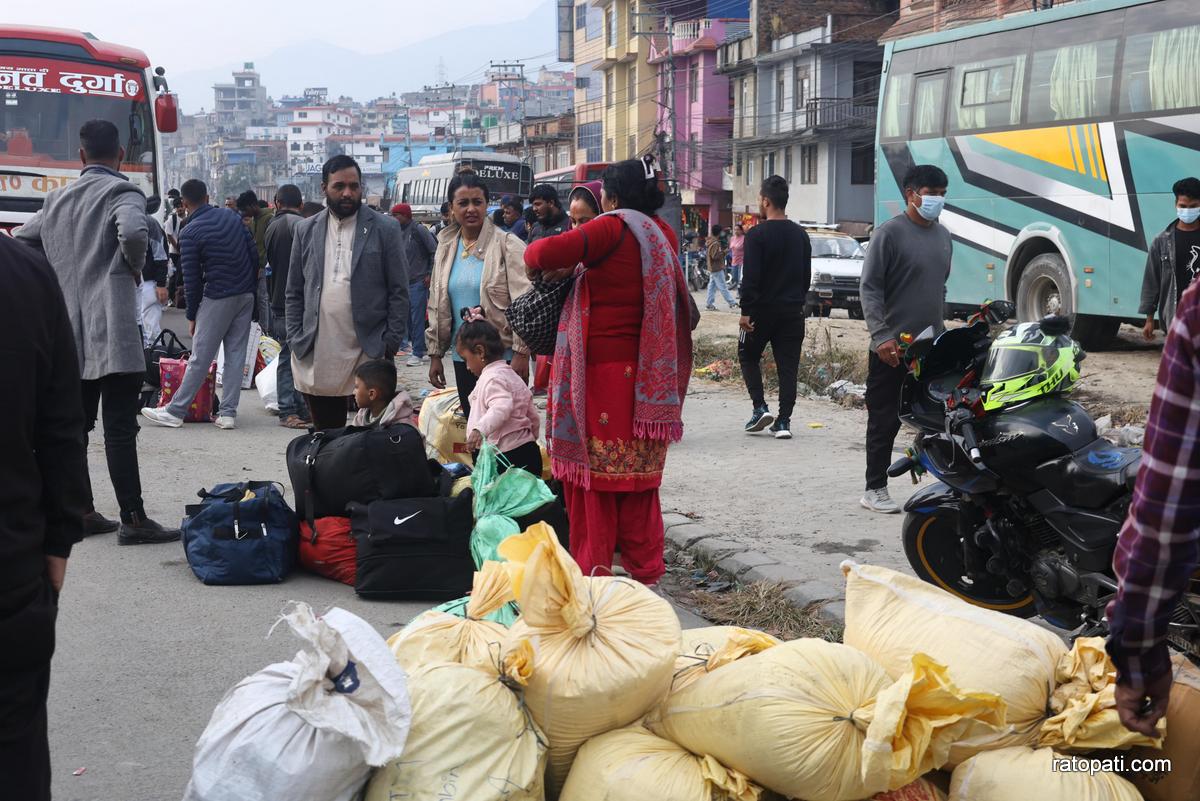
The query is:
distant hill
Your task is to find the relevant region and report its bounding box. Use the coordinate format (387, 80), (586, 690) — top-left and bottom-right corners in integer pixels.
(169, 0), (561, 113)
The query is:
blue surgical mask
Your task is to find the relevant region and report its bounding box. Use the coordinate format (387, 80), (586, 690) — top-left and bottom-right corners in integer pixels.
(914, 194), (946, 221)
(1178, 207), (1200, 225)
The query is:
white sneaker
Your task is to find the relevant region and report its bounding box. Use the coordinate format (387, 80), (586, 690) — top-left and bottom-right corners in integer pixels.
(405, 355), (425, 367)
(860, 488), (900, 514)
(140, 407), (183, 428)
(214, 416), (236, 430)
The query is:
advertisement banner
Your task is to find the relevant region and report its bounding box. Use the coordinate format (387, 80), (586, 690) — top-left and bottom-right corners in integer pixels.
(0, 56), (145, 100)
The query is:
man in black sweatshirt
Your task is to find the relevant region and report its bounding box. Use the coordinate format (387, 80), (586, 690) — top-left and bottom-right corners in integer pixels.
(0, 234), (89, 800)
(738, 175), (812, 440)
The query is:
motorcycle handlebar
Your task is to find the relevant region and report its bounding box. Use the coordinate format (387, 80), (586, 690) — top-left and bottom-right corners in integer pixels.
(960, 419), (984, 465)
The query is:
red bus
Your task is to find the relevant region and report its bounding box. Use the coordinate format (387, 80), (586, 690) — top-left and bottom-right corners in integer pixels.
(0, 26), (178, 232)
(533, 162), (610, 203)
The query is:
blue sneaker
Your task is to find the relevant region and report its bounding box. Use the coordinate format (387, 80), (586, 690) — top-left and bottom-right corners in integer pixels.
(770, 418), (792, 440)
(745, 406), (775, 433)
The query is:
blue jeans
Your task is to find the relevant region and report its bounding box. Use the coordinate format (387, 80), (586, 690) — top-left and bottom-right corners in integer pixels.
(407, 278), (429, 358)
(707, 270), (737, 308)
(269, 309), (307, 420)
(730, 263), (742, 286)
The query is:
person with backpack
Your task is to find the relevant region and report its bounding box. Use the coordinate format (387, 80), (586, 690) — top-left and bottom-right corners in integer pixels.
(705, 224), (738, 311)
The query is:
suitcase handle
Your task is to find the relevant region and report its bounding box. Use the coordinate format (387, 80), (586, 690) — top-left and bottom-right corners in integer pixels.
(304, 432), (328, 542)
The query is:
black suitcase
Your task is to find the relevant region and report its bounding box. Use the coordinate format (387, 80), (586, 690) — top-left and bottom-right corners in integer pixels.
(514, 499), (571, 551)
(286, 424), (437, 521)
(349, 491), (475, 601)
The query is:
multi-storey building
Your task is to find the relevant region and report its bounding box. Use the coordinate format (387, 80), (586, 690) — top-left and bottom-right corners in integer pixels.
(212, 63), (270, 135)
(484, 113), (575, 175)
(286, 106), (353, 175)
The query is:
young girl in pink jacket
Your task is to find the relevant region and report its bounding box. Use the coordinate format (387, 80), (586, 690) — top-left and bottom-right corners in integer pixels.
(456, 309), (543, 476)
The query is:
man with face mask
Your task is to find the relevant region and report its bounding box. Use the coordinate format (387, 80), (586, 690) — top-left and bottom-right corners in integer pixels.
(1140, 177), (1200, 340)
(283, 155), (410, 430)
(859, 164), (952, 514)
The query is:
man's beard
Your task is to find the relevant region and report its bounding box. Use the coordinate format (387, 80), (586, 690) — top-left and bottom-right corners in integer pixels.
(327, 195), (361, 219)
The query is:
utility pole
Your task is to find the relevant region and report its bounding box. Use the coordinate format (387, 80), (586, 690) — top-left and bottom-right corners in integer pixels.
(634, 11), (673, 180)
(489, 61), (528, 163)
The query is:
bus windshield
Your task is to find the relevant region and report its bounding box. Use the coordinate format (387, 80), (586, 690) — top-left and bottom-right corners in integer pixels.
(0, 56), (155, 203)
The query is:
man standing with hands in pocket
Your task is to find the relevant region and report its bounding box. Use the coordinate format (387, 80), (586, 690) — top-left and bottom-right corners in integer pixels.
(859, 165), (953, 513)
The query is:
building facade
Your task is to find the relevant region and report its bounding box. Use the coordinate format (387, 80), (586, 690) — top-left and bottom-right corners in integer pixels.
(212, 63), (270, 135)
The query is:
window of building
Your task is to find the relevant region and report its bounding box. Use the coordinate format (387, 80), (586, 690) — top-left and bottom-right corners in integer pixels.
(747, 156), (754, 186)
(689, 61), (699, 103)
(628, 1), (638, 37)
(851, 143), (874, 184)
(783, 147), (792, 181)
(738, 78), (749, 136)
(799, 144), (818, 184)
(853, 61), (882, 99)
(298, 111), (307, 119)
(292, 127), (301, 134)
(912, 72), (948, 138)
(1028, 38), (1117, 123)
(794, 68), (810, 112)
(576, 3), (587, 30)
(776, 73), (786, 113)
(606, 72), (614, 108)
(290, 142), (300, 151)
(735, 153), (742, 176)
(606, 137), (615, 161)
(586, 2), (603, 40)
(689, 133), (698, 170)
(606, 5), (616, 47)
(761, 155), (769, 181)
(628, 65), (637, 108)
(628, 134), (637, 158)
(304, 142), (313, 151)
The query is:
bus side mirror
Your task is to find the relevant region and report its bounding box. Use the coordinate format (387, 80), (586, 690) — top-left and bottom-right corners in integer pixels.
(155, 93), (179, 134)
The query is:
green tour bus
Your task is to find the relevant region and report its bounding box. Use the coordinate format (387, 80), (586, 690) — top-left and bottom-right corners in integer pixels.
(875, 0), (1200, 348)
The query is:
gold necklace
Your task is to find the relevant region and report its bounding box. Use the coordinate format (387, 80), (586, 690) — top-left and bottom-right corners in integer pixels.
(460, 233), (480, 259)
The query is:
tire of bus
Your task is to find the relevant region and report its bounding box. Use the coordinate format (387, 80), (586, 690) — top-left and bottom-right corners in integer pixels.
(1015, 253), (1118, 351)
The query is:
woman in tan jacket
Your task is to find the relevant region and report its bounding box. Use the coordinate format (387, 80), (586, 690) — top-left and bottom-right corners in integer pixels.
(426, 171), (532, 415)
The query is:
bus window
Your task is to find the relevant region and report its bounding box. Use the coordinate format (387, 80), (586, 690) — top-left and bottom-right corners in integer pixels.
(953, 54), (1025, 132)
(402, 182), (411, 202)
(1027, 24), (1118, 124)
(881, 72), (912, 139)
(912, 72), (948, 138)
(1120, 23), (1200, 114)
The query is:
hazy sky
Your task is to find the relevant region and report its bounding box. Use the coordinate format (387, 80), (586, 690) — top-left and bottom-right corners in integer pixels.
(10, 0), (547, 72)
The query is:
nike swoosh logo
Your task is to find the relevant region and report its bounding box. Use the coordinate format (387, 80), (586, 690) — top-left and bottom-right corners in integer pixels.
(393, 512), (421, 527)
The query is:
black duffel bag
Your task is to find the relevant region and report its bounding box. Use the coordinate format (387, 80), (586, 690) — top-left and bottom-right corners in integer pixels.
(514, 499), (570, 552)
(145, 328), (189, 389)
(286, 424), (437, 522)
(349, 491), (475, 601)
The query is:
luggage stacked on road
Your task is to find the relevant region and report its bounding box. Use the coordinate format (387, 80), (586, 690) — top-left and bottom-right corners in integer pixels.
(181, 481), (298, 585)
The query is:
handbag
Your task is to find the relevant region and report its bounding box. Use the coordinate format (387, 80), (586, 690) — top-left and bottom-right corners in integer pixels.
(181, 481), (298, 585)
(145, 328), (189, 390)
(158, 356), (217, 422)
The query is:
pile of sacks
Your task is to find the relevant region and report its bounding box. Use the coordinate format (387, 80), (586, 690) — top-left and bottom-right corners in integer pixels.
(183, 538), (1186, 801)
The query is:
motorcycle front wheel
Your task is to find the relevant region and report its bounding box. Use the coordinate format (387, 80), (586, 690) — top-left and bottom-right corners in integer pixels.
(902, 506), (1038, 618)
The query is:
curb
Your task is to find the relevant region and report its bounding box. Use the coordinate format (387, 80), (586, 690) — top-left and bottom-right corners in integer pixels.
(662, 513), (846, 625)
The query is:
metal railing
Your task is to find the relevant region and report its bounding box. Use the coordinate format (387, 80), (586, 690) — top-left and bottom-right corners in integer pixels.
(803, 96), (878, 130)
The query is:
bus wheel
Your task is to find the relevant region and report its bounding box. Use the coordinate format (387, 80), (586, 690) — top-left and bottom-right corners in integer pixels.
(1016, 253), (1117, 350)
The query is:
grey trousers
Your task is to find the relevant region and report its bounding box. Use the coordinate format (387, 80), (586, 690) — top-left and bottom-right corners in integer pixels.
(167, 293), (254, 420)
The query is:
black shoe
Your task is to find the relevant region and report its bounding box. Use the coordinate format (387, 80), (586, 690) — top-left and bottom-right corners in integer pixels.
(770, 418), (793, 440)
(745, 406), (775, 433)
(118, 516), (182, 546)
(82, 511), (119, 537)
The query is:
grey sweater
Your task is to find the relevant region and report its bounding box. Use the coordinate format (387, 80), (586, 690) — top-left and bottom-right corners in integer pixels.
(860, 213), (953, 350)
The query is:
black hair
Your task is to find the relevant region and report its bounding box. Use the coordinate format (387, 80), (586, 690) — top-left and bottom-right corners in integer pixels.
(500, 195), (521, 211)
(322, 154), (361, 183)
(491, 208), (506, 226)
(146, 196), (161, 215)
(601, 155), (665, 216)
(523, 207), (537, 224)
(448, 171), (490, 204)
(1173, 177), (1200, 201)
(440, 201), (451, 215)
(301, 201), (324, 217)
(456, 317), (506, 362)
(354, 359), (397, 397)
(568, 185), (600, 215)
(711, 224), (723, 237)
(528, 183), (561, 208)
(276, 184), (303, 209)
(236, 190), (259, 213)
(79, 119), (121, 161)
(180, 178), (207, 205)
(902, 164), (949, 193)
(167, 188), (181, 198)
(760, 175), (789, 210)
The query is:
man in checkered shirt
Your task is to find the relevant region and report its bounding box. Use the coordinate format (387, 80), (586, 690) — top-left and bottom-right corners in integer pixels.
(1107, 281), (1200, 736)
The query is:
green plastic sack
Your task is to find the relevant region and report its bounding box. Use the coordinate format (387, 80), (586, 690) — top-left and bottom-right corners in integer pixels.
(430, 593), (519, 627)
(470, 442), (555, 567)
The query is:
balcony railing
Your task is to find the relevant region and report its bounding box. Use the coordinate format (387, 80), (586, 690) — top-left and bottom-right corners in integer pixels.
(803, 96), (877, 130)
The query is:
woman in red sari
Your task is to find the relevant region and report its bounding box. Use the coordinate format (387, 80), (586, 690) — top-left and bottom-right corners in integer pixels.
(524, 157), (692, 585)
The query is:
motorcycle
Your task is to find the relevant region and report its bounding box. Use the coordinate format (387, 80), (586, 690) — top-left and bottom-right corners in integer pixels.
(888, 300), (1200, 657)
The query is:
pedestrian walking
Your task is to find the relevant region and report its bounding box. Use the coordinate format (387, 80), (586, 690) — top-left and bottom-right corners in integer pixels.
(705, 224), (738, 311)
(164, 198), (184, 306)
(263, 184), (310, 429)
(140, 196), (170, 346)
(237, 190), (273, 323)
(13, 119), (179, 544)
(729, 223), (746, 289)
(527, 183), (569, 243)
(0, 234), (90, 801)
(859, 164), (952, 513)
(433, 201), (451, 235)
(1107, 273), (1200, 737)
(141, 178), (258, 431)
(737, 177), (810, 441)
(427, 171), (531, 417)
(391, 202), (437, 367)
(524, 155), (692, 586)
(285, 155), (411, 431)
(1140, 177), (1200, 340)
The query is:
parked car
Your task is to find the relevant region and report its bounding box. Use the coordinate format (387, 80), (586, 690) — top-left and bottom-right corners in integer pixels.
(805, 231), (867, 319)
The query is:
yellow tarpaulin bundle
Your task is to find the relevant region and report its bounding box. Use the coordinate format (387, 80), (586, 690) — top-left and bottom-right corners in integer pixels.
(499, 523), (682, 798)
(559, 723), (764, 801)
(386, 561), (514, 674)
(672, 626), (781, 693)
(948, 747), (1143, 800)
(1038, 636), (1165, 751)
(647, 639), (1004, 801)
(841, 561), (1066, 764)
(364, 645), (547, 801)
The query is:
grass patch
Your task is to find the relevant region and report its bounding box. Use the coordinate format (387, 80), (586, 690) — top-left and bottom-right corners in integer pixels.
(692, 327), (868, 394)
(690, 581), (843, 642)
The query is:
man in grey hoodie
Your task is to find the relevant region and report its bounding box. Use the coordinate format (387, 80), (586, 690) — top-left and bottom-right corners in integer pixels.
(1140, 177), (1200, 340)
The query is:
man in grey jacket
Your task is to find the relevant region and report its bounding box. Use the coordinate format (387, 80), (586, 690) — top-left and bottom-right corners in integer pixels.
(390, 202), (436, 367)
(286, 155), (410, 430)
(1140, 177), (1200, 340)
(14, 119), (179, 545)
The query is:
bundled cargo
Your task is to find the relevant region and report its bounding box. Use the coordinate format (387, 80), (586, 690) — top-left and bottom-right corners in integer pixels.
(646, 639), (1004, 801)
(1127, 653), (1200, 801)
(365, 642), (547, 801)
(841, 561), (1066, 763)
(386, 560), (515, 673)
(948, 747), (1143, 800)
(184, 604), (411, 801)
(871, 777), (948, 801)
(559, 723), (763, 801)
(672, 626), (780, 693)
(471, 441), (562, 566)
(500, 523), (682, 797)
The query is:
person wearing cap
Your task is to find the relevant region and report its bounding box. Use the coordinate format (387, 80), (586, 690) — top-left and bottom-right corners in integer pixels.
(392, 202), (437, 366)
(500, 196), (527, 241)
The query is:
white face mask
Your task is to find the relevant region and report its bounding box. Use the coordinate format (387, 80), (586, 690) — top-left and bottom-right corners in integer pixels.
(1177, 207), (1200, 225)
(912, 193), (946, 221)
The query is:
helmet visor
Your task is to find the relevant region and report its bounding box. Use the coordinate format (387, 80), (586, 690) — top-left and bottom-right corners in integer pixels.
(983, 345), (1045, 385)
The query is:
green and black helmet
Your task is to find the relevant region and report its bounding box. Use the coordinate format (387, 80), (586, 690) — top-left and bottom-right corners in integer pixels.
(980, 318), (1083, 411)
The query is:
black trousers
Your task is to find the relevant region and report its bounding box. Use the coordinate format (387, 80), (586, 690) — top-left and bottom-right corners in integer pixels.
(81, 372), (145, 522)
(500, 440), (544, 477)
(865, 351), (908, 491)
(0, 580), (57, 801)
(453, 359), (478, 419)
(302, 393), (350, 432)
(737, 309), (805, 420)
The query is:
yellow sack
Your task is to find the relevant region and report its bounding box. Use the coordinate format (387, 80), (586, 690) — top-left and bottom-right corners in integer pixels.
(673, 626), (781, 693)
(417, 387), (472, 466)
(949, 747), (1142, 801)
(386, 561), (514, 674)
(1038, 636), (1165, 752)
(559, 723), (764, 801)
(647, 639), (1004, 801)
(841, 561), (1066, 764)
(365, 649), (546, 801)
(500, 523), (682, 797)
